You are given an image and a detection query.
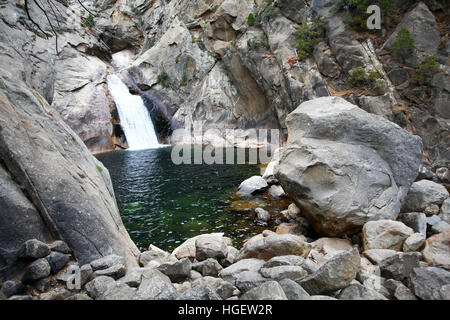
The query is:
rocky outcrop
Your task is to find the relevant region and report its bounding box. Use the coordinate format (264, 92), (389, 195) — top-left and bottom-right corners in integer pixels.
(0, 74), (139, 280)
(275, 97), (423, 236)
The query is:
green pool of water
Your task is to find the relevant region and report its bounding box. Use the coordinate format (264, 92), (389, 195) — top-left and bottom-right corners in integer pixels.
(96, 147), (272, 252)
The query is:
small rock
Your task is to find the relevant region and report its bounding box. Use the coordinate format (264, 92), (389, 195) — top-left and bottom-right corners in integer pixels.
(278, 279), (310, 300)
(80, 264), (94, 286)
(363, 249), (398, 265)
(436, 167), (450, 184)
(379, 252), (420, 281)
(255, 208), (270, 222)
(90, 255), (125, 271)
(22, 258), (51, 283)
(237, 176), (269, 196)
(219, 246), (239, 267)
(117, 267), (153, 288)
(399, 212), (427, 236)
(156, 258), (192, 283)
(9, 295), (33, 300)
(195, 235), (228, 261)
(1, 281), (26, 298)
(410, 267), (450, 300)
(297, 248), (360, 295)
(240, 281), (287, 300)
(267, 185), (286, 199)
(65, 293), (93, 300)
(337, 283), (388, 300)
(260, 266), (308, 281)
(46, 252), (70, 274)
(310, 295), (337, 300)
(425, 204), (440, 217)
(440, 284), (450, 300)
(363, 220), (414, 251)
(402, 180), (449, 213)
(403, 233), (426, 252)
(177, 286), (221, 300)
(190, 270), (202, 281)
(139, 251), (163, 267)
(148, 245), (171, 260)
(136, 269), (178, 300)
(93, 263), (127, 280)
(18, 239), (51, 260)
(39, 287), (73, 300)
(235, 234), (311, 261)
(174, 281), (192, 294)
(49, 241), (71, 254)
(219, 258), (265, 285)
(263, 255), (307, 268)
(439, 198), (450, 224)
(311, 237), (353, 262)
(192, 258), (223, 277)
(421, 230), (450, 269)
(34, 278), (50, 293)
(431, 221), (450, 234)
(192, 277), (235, 300)
(235, 271), (268, 293)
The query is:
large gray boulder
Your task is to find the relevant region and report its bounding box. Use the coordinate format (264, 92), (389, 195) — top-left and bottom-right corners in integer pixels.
(275, 97), (423, 236)
(0, 74), (140, 281)
(410, 267), (450, 300)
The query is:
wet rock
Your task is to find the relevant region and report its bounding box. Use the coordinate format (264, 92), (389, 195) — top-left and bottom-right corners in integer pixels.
(267, 185), (286, 199)
(22, 258), (51, 283)
(297, 248), (360, 295)
(192, 258), (223, 277)
(363, 220), (414, 251)
(262, 148), (282, 184)
(379, 252), (420, 281)
(255, 208), (270, 223)
(240, 281), (287, 300)
(156, 258), (192, 283)
(237, 176), (269, 196)
(421, 231), (450, 269)
(410, 267), (450, 300)
(278, 279), (311, 300)
(337, 283), (388, 300)
(235, 234), (311, 261)
(275, 97), (422, 236)
(401, 180), (449, 213)
(18, 239), (51, 260)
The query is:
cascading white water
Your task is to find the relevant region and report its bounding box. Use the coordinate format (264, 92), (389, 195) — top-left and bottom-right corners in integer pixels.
(107, 74), (161, 150)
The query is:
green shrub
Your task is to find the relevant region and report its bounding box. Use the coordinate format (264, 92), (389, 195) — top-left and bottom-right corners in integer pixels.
(391, 28), (415, 61)
(368, 71), (381, 80)
(294, 18), (326, 61)
(410, 55), (439, 85)
(247, 13), (256, 26)
(83, 13), (95, 28)
(347, 68), (368, 87)
(158, 70), (169, 88)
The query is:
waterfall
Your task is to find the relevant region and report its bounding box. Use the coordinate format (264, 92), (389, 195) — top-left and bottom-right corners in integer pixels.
(107, 74), (161, 150)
